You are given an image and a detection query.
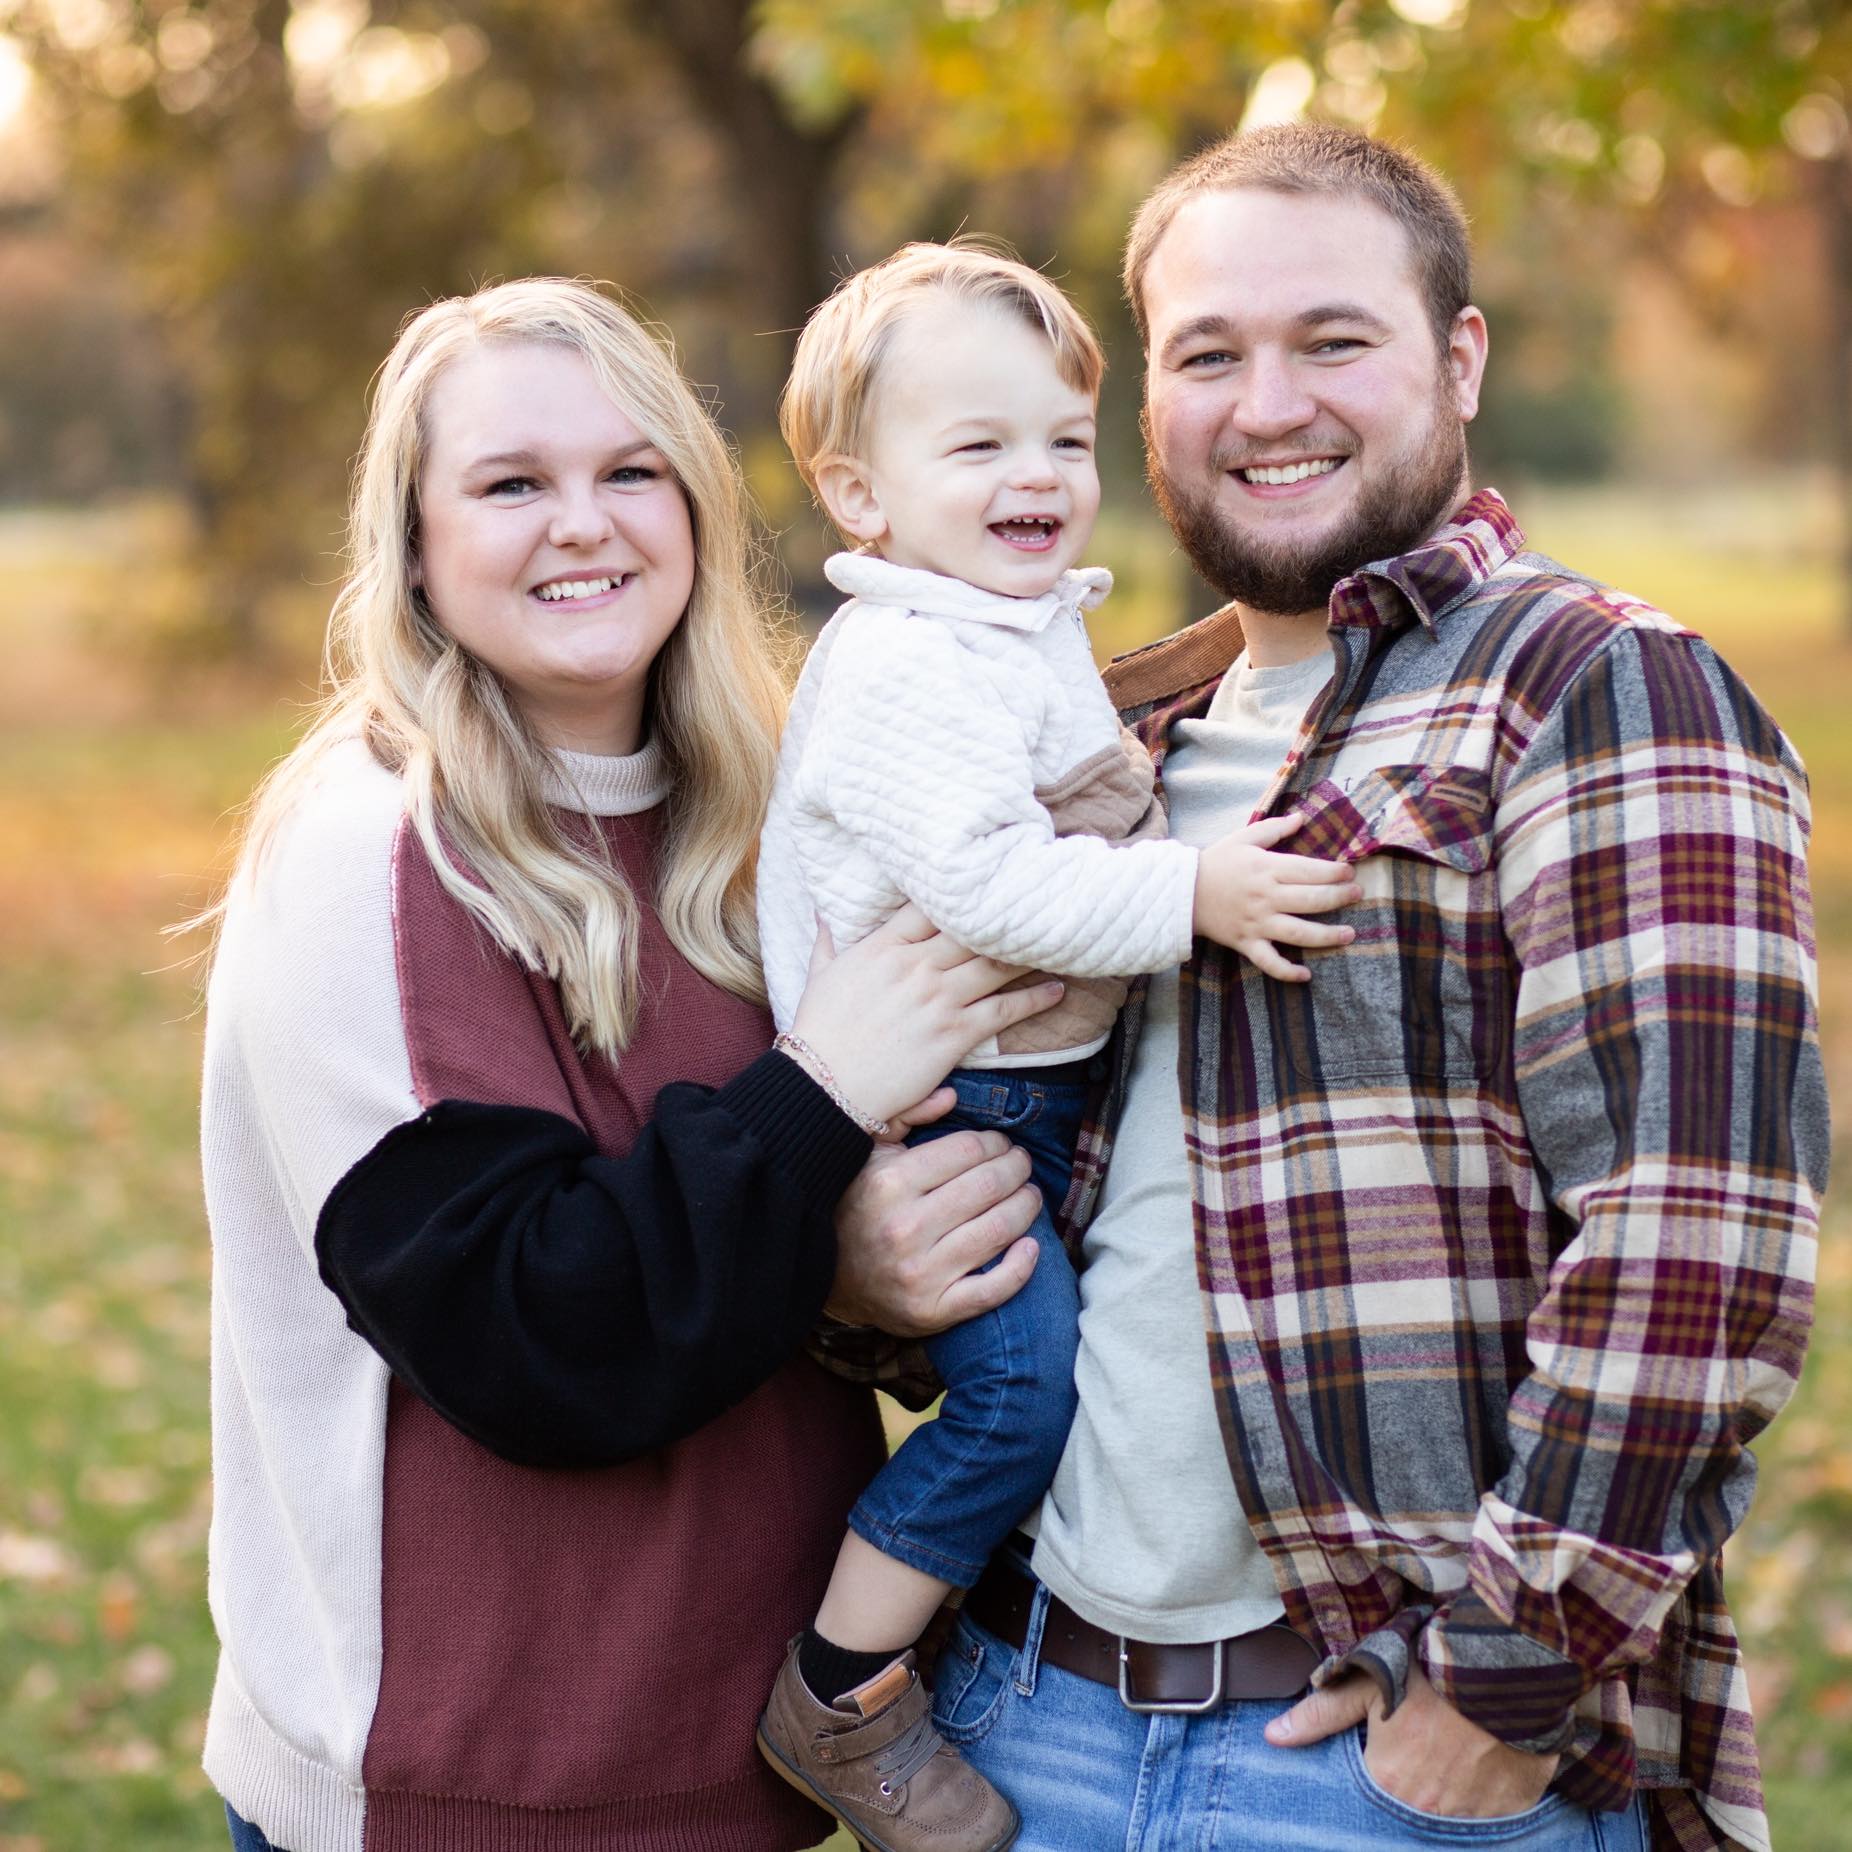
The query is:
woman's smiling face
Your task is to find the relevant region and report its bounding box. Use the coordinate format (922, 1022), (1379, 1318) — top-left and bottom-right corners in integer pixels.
(415, 339), (697, 756)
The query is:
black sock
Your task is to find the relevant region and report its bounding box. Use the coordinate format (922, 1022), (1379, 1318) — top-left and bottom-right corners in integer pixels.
(798, 1628), (900, 1704)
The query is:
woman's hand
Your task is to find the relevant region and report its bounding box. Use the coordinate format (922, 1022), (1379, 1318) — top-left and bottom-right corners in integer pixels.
(790, 904), (1064, 1130)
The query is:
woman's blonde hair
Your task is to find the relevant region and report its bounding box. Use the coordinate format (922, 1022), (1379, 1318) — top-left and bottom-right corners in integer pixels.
(780, 238), (1105, 527)
(216, 277), (793, 1055)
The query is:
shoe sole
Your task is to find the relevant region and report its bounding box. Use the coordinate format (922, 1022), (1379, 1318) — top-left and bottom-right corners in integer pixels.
(755, 1716), (1020, 1852)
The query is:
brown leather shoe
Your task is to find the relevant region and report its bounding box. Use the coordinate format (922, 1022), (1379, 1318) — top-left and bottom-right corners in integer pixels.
(757, 1638), (1018, 1852)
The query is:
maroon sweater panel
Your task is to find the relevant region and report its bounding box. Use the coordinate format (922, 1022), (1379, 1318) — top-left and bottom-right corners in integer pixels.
(363, 809), (886, 1847)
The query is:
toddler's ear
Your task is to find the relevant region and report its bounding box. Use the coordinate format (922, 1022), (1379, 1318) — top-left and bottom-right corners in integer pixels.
(814, 457), (888, 545)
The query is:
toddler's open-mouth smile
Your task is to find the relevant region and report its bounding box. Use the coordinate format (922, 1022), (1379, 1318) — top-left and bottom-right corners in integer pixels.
(988, 516), (1063, 552)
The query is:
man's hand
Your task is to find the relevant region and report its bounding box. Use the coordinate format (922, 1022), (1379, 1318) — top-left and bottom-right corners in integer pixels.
(828, 1095), (1041, 1335)
(1265, 1661), (1559, 1819)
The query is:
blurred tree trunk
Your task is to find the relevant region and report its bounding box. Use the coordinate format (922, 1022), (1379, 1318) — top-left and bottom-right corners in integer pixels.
(633, 0), (858, 438)
(1819, 149), (1852, 639)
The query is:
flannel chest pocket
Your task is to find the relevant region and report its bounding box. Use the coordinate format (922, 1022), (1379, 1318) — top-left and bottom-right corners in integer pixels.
(1275, 764), (1510, 1083)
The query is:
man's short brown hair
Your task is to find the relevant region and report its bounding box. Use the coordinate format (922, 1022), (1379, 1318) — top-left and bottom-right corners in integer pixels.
(1124, 122), (1473, 348)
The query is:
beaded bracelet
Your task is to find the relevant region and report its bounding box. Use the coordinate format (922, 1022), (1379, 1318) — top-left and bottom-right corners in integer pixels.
(772, 1031), (890, 1139)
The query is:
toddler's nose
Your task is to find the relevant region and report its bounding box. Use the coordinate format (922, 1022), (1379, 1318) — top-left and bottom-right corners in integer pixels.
(1008, 450), (1060, 491)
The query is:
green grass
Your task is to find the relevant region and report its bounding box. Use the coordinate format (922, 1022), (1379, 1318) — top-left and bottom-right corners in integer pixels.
(1, 487), (1846, 1850)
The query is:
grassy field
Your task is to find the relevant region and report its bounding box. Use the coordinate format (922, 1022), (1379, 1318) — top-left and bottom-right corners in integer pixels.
(0, 487), (1846, 1851)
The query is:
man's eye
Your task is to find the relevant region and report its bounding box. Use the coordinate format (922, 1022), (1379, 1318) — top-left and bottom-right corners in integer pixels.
(1313, 338), (1363, 355)
(1181, 350), (1236, 369)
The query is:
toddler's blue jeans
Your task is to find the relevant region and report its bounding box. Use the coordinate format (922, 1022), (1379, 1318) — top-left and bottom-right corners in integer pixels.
(846, 1064), (1086, 1588)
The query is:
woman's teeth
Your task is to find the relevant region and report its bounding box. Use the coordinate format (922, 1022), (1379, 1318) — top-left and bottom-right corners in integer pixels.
(1240, 459), (1342, 485)
(535, 576), (624, 602)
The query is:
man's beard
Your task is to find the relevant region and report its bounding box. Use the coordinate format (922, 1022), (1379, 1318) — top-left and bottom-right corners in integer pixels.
(1147, 375), (1469, 618)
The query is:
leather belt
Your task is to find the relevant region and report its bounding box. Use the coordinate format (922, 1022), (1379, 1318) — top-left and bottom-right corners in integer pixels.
(963, 1549), (1321, 1712)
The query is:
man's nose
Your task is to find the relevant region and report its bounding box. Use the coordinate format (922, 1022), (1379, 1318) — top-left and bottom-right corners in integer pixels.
(548, 483), (616, 548)
(1230, 354), (1316, 441)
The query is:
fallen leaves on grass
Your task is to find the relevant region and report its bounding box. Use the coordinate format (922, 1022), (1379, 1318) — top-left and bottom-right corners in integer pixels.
(0, 1531), (75, 1586)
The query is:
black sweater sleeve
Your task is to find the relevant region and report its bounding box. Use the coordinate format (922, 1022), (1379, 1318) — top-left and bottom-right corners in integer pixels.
(313, 1050), (871, 1468)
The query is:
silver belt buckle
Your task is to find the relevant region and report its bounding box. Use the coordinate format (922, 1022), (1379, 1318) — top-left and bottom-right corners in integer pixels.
(1117, 1637), (1225, 1714)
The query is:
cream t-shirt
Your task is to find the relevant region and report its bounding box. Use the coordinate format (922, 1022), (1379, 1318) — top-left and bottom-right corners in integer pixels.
(1028, 647), (1335, 1642)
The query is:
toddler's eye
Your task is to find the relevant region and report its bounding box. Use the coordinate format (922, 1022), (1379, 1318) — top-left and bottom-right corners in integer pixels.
(1055, 437), (1091, 453)
(956, 439), (1000, 454)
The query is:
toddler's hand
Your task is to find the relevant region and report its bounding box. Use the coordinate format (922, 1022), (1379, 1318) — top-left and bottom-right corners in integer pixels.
(1192, 814), (1361, 982)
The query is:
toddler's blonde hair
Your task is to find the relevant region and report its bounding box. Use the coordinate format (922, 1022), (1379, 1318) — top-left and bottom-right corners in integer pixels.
(780, 239), (1105, 515)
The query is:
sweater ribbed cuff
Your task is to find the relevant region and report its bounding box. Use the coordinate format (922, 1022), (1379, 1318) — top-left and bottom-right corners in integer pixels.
(716, 1051), (873, 1207)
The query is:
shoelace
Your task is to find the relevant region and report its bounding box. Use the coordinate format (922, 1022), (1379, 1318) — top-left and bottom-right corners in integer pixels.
(871, 1708), (946, 1796)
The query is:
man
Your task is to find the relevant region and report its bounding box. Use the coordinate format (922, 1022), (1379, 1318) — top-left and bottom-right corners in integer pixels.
(845, 122), (1824, 1852)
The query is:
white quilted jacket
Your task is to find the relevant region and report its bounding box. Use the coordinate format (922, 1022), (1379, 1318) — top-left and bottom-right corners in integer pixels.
(758, 553), (1199, 1067)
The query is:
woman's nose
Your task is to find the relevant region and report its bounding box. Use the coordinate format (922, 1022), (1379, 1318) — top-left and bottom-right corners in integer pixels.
(547, 485), (616, 548)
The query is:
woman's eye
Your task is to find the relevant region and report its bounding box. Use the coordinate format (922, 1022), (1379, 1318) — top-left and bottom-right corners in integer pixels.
(486, 476), (537, 496)
(609, 465), (659, 484)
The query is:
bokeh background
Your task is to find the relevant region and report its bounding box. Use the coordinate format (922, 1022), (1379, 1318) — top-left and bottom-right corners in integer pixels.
(0, 3), (1848, 1848)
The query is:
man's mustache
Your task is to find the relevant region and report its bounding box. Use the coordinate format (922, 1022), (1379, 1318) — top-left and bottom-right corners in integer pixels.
(1207, 439), (1357, 471)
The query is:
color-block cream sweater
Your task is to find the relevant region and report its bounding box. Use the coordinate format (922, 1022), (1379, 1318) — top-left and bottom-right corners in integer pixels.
(758, 554), (1201, 1066)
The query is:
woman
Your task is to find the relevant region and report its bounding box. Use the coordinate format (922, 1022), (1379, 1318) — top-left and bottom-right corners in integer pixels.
(199, 278), (1056, 1852)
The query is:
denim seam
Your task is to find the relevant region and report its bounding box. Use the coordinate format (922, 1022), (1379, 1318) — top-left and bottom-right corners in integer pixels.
(1015, 1580), (1050, 1698)
(843, 1509), (989, 1587)
(1342, 1727), (1571, 1840)
(856, 1330), (1018, 1539)
(933, 1616), (1014, 1749)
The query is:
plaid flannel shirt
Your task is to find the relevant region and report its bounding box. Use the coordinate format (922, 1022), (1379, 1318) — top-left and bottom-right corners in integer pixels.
(813, 490), (1825, 1852)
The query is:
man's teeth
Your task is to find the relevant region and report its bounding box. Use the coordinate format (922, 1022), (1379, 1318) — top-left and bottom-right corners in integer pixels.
(536, 576), (623, 602)
(1241, 459), (1342, 485)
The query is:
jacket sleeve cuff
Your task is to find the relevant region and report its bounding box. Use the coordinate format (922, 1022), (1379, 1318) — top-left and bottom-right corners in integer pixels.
(1316, 1603), (1431, 1717)
(712, 1050), (872, 1207)
(805, 1317), (945, 1411)
(1419, 1596), (1583, 1754)
(1166, 843), (1203, 966)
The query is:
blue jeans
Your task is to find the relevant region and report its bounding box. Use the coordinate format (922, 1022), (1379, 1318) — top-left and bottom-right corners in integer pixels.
(225, 1803), (281, 1852)
(846, 1067), (1085, 1587)
(930, 1566), (1650, 1852)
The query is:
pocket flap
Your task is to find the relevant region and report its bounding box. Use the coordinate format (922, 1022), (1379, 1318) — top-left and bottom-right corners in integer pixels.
(1286, 764), (1493, 875)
